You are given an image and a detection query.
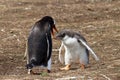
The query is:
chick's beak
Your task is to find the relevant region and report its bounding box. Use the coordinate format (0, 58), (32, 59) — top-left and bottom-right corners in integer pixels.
(51, 25), (58, 37)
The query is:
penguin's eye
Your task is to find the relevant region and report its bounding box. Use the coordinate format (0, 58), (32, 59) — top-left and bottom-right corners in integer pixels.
(61, 33), (65, 37)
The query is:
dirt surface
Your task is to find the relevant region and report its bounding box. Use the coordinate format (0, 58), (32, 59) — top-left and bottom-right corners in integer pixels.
(0, 0), (120, 80)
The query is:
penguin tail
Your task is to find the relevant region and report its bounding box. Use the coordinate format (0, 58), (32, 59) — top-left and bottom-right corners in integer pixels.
(26, 59), (36, 69)
(26, 64), (33, 69)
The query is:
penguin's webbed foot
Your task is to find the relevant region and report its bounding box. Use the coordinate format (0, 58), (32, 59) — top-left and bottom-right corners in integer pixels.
(80, 64), (85, 70)
(60, 64), (70, 70)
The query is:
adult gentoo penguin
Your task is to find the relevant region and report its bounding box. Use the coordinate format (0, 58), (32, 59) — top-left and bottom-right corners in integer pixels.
(56, 29), (99, 70)
(26, 16), (58, 74)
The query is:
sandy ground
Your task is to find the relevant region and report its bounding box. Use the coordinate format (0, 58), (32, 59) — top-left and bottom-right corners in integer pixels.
(0, 0), (120, 80)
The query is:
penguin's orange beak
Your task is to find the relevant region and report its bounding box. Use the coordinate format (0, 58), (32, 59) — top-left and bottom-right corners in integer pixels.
(51, 25), (58, 37)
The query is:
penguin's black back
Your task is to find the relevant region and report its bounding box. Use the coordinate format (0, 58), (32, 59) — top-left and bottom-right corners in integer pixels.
(27, 20), (52, 68)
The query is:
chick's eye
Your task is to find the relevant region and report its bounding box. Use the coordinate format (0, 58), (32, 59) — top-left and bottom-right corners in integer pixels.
(61, 33), (65, 37)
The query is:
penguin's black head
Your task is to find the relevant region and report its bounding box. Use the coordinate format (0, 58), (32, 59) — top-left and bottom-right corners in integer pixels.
(41, 16), (58, 36)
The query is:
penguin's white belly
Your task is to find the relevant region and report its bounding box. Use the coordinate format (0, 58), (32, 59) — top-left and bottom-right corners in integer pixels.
(63, 37), (86, 64)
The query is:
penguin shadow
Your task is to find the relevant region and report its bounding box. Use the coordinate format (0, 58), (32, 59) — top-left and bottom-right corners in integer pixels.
(32, 72), (41, 75)
(70, 66), (90, 71)
(31, 71), (49, 76)
(69, 64), (91, 71)
(70, 67), (78, 70)
(29, 69), (50, 75)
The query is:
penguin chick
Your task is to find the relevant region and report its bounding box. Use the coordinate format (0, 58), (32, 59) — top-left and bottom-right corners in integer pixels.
(56, 29), (99, 70)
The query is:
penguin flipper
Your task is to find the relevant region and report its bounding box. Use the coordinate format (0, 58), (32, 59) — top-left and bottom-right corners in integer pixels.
(58, 42), (64, 64)
(78, 39), (99, 61)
